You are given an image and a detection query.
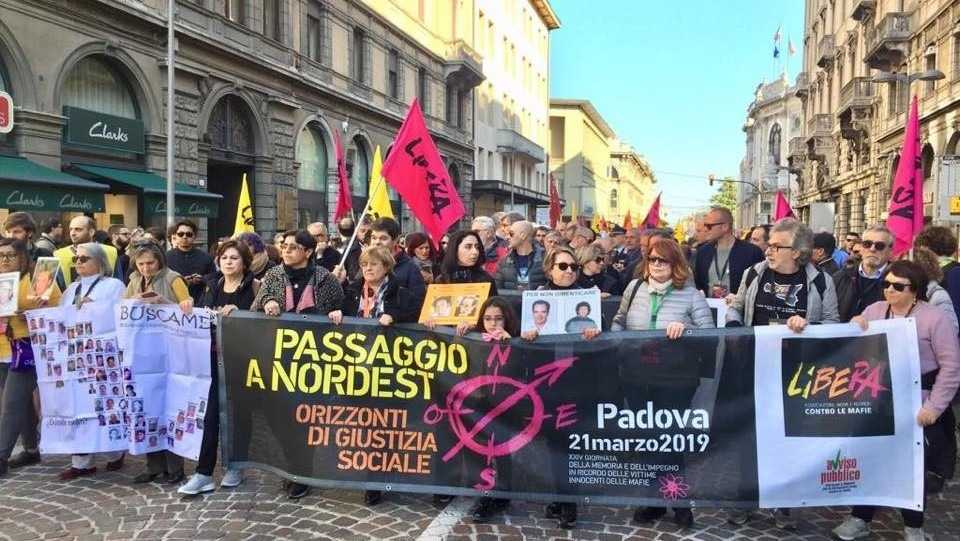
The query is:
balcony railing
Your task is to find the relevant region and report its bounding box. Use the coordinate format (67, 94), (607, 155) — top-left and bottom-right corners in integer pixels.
(444, 40), (484, 89)
(851, 0), (876, 22)
(817, 35), (836, 68)
(496, 128), (546, 163)
(807, 114), (833, 137)
(864, 12), (911, 71)
(839, 76), (875, 114)
(788, 136), (806, 157)
(795, 71), (809, 98)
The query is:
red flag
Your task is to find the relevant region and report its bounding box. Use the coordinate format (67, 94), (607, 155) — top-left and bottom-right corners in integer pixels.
(548, 174), (561, 228)
(381, 99), (465, 247)
(773, 190), (795, 221)
(888, 96), (924, 256)
(623, 210), (632, 231)
(642, 193), (661, 229)
(333, 130), (353, 222)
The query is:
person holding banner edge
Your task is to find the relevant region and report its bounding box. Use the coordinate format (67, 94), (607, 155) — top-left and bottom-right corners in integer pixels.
(0, 238), (61, 477)
(56, 242), (126, 480)
(251, 229), (344, 500)
(429, 230), (498, 335)
(832, 260), (960, 541)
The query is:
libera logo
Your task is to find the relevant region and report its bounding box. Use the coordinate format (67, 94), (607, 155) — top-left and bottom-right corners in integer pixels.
(88, 121), (129, 143)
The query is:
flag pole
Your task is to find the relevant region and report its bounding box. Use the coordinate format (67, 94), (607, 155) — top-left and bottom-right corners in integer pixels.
(335, 175), (388, 270)
(165, 0), (176, 228)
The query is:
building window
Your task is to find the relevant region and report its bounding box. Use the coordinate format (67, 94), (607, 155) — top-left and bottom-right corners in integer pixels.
(769, 124), (782, 165)
(353, 28), (366, 83)
(346, 136), (370, 210)
(62, 55), (139, 119)
(307, 15), (322, 61)
(417, 67), (428, 111)
(263, 0), (281, 41)
(610, 188), (618, 209)
(388, 49), (400, 99)
(207, 95), (254, 154)
(296, 123), (329, 225)
(445, 84), (464, 128)
(224, 0), (244, 23)
(954, 35), (960, 79)
(926, 52), (937, 95)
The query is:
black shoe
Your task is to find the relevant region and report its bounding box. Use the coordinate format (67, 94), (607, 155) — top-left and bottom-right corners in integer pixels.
(364, 490), (382, 506)
(287, 482), (310, 500)
(926, 472), (945, 494)
(674, 508), (694, 528)
(559, 502), (577, 529)
(471, 497), (508, 523)
(545, 502), (562, 519)
(132, 471), (160, 484)
(8, 451), (40, 469)
(633, 506), (667, 524)
(0, 458), (8, 478)
(164, 470), (185, 485)
(433, 494), (454, 508)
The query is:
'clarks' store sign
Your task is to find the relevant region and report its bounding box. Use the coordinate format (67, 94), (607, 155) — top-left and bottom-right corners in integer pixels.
(63, 106), (144, 154)
(0, 186), (104, 212)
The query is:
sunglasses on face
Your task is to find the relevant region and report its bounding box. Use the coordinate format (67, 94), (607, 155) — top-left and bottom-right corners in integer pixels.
(72, 255), (92, 264)
(594, 256), (605, 264)
(703, 222), (727, 230)
(554, 262), (580, 272)
(882, 280), (911, 292)
(647, 256), (670, 266)
(175, 231), (195, 238)
(861, 240), (888, 251)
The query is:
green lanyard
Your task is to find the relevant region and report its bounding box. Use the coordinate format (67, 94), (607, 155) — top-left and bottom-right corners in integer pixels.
(648, 284), (674, 329)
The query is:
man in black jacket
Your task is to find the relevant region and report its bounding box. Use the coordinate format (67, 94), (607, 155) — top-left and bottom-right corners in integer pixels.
(832, 224), (893, 322)
(367, 217), (426, 309)
(692, 207), (764, 298)
(165, 220), (214, 304)
(812, 232), (840, 277)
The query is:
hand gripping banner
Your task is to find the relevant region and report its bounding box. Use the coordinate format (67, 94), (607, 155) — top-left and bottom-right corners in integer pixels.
(219, 313), (922, 509)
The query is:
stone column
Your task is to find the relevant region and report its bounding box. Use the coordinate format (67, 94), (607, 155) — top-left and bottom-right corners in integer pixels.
(14, 110), (65, 169)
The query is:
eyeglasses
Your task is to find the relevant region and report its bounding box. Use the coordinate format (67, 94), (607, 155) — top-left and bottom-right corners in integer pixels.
(647, 256), (670, 266)
(72, 255), (92, 264)
(861, 240), (888, 251)
(766, 244), (794, 252)
(175, 231), (195, 238)
(554, 262), (580, 272)
(0, 253), (17, 262)
(703, 222), (728, 230)
(882, 280), (910, 292)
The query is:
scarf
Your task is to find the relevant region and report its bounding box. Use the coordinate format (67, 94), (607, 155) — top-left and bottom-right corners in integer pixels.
(647, 278), (672, 294)
(283, 264), (317, 313)
(358, 277), (390, 319)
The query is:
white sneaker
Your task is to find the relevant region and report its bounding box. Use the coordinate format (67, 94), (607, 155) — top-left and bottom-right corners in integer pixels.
(773, 508), (797, 530)
(178, 473), (215, 495)
(726, 509), (751, 525)
(833, 516), (870, 540)
(903, 526), (925, 541)
(220, 469), (244, 488)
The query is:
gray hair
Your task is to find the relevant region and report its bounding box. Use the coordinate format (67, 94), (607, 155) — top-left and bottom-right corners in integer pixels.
(471, 216), (496, 232)
(76, 243), (112, 277)
(130, 241), (167, 270)
(865, 224), (894, 243)
(771, 218), (814, 265)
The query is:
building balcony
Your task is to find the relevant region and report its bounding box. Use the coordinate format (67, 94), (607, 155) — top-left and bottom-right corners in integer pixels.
(851, 0), (876, 22)
(788, 136), (807, 159)
(817, 35), (836, 68)
(794, 72), (809, 98)
(838, 76), (875, 119)
(806, 114), (834, 162)
(472, 179), (550, 206)
(806, 113), (833, 138)
(864, 12), (911, 71)
(444, 40), (484, 89)
(496, 128), (546, 163)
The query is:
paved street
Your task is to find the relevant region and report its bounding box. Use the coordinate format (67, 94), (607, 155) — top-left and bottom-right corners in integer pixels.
(0, 454), (956, 540)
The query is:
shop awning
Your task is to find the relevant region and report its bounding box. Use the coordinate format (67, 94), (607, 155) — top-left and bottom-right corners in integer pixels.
(0, 155), (108, 212)
(73, 164), (221, 218)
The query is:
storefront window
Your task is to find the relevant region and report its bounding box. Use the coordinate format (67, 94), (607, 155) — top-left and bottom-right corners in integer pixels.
(297, 124), (328, 192)
(62, 56), (138, 119)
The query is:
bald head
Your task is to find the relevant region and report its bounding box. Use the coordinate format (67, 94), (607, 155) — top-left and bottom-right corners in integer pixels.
(69, 216), (96, 245)
(508, 220), (535, 250)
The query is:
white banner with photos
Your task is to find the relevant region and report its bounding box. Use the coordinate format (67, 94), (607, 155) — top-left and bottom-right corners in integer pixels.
(28, 301), (213, 460)
(521, 288), (602, 335)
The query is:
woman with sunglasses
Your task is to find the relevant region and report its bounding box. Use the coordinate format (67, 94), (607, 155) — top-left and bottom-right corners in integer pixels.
(610, 237), (712, 528)
(0, 238), (61, 477)
(521, 245), (600, 529)
(833, 260), (960, 541)
(57, 243), (126, 480)
(575, 244), (620, 297)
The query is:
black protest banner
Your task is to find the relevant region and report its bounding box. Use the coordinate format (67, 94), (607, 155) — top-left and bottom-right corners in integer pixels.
(219, 312), (760, 507)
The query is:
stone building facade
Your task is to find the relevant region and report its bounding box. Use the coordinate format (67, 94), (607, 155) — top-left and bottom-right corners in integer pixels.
(793, 0), (960, 237)
(0, 0), (481, 242)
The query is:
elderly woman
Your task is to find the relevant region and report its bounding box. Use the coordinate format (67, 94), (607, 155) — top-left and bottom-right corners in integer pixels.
(0, 239), (61, 477)
(126, 241), (193, 485)
(236, 232), (277, 280)
(575, 243), (620, 297)
(833, 260), (960, 541)
(611, 237), (712, 528)
(57, 243), (126, 480)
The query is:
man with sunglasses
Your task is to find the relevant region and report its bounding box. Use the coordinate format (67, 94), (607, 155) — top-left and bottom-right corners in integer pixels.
(54, 216), (122, 290)
(835, 231), (859, 267)
(692, 207), (764, 299)
(165, 220), (214, 305)
(495, 220), (546, 291)
(833, 225), (894, 322)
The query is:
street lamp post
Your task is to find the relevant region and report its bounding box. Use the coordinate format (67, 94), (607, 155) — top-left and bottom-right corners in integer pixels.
(709, 175), (762, 226)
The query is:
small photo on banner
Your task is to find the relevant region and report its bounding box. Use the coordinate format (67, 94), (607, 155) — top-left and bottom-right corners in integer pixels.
(418, 283), (491, 325)
(32, 257), (60, 299)
(521, 289), (601, 335)
(0, 271), (19, 316)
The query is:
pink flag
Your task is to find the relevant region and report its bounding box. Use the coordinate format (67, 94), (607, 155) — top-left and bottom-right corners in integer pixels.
(773, 190), (795, 221)
(333, 130), (353, 222)
(643, 193), (661, 229)
(887, 95), (924, 256)
(381, 99), (465, 247)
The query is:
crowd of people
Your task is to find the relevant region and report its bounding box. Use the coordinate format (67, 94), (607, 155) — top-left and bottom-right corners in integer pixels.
(0, 206), (955, 540)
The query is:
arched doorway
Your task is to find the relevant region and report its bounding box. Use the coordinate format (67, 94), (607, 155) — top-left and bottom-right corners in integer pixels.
(206, 94), (257, 240)
(296, 122), (330, 227)
(922, 144), (935, 221)
(346, 135), (370, 215)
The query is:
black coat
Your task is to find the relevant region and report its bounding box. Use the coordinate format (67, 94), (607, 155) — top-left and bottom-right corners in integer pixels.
(832, 265), (885, 323)
(316, 246), (342, 273)
(439, 266), (499, 296)
(577, 270), (620, 295)
(342, 274), (419, 324)
(692, 238), (764, 296)
(199, 271), (258, 311)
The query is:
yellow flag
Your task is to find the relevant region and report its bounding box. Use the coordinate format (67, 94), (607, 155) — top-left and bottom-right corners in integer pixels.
(368, 146), (394, 220)
(233, 173), (255, 236)
(570, 199), (578, 224)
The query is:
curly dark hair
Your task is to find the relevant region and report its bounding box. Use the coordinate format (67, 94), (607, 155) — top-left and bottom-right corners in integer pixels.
(914, 226), (958, 257)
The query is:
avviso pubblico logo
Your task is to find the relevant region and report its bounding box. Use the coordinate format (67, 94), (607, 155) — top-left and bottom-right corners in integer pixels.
(780, 334), (894, 437)
(819, 449), (862, 494)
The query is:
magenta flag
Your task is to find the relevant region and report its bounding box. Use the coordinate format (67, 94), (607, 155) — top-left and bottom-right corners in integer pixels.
(887, 96), (924, 256)
(381, 99), (465, 247)
(333, 130), (353, 222)
(773, 190), (795, 221)
(643, 193), (661, 228)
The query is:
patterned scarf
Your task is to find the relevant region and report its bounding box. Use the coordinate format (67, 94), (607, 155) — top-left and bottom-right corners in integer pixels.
(358, 277), (390, 319)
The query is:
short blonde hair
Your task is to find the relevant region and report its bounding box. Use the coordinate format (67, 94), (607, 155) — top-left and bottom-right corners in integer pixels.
(575, 244), (604, 266)
(360, 245), (395, 272)
(543, 245), (578, 274)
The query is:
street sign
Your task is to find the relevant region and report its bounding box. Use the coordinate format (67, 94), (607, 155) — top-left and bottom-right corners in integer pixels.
(950, 196), (960, 215)
(0, 91), (13, 134)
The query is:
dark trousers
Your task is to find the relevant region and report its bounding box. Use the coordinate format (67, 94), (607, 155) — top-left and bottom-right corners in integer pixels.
(0, 369), (38, 460)
(145, 451), (183, 476)
(926, 406), (956, 479)
(196, 356), (220, 476)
